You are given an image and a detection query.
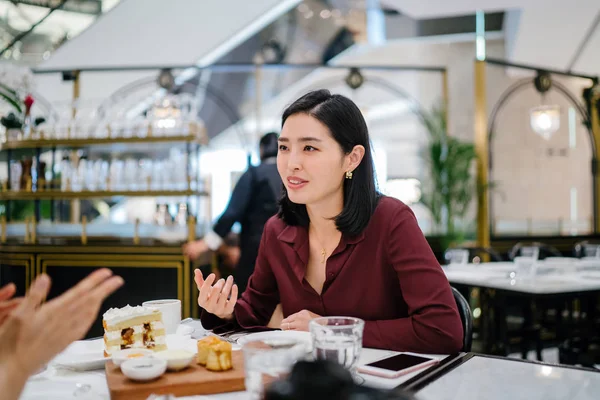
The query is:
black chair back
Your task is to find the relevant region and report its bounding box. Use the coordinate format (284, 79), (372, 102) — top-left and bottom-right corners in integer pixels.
(444, 247), (503, 264)
(508, 241), (562, 260)
(451, 286), (473, 352)
(573, 240), (600, 258)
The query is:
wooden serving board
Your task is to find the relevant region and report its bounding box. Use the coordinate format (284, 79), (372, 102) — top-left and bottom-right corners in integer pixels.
(105, 351), (245, 400)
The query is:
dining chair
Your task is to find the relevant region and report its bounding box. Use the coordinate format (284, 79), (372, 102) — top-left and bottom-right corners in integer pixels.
(451, 286), (473, 352)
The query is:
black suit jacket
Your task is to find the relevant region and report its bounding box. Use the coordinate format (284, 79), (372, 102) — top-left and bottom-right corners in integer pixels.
(212, 159), (281, 291)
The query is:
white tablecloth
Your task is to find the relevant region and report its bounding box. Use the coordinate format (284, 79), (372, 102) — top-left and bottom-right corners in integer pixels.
(444, 261), (600, 294)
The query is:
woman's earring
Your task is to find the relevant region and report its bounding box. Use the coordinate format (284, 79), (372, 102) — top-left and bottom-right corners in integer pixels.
(345, 171), (353, 180)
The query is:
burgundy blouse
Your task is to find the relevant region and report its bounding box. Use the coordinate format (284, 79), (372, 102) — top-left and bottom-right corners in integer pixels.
(201, 196), (463, 354)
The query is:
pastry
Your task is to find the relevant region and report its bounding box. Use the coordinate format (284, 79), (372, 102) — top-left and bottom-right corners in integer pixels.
(196, 336), (232, 371)
(102, 305), (167, 356)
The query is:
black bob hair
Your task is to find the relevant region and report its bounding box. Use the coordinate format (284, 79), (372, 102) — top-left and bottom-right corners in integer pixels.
(277, 89), (380, 236)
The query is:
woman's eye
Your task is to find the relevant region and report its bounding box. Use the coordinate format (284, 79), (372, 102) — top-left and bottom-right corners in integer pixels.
(278, 145), (288, 151)
(304, 146), (316, 151)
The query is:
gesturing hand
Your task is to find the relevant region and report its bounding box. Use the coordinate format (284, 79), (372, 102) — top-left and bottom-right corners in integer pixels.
(0, 283), (20, 327)
(182, 240), (210, 260)
(281, 309), (321, 332)
(0, 268), (123, 379)
(195, 269), (238, 320)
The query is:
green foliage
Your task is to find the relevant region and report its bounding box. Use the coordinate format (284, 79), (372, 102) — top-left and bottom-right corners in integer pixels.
(0, 81), (23, 114)
(0, 200), (52, 221)
(419, 103), (477, 247)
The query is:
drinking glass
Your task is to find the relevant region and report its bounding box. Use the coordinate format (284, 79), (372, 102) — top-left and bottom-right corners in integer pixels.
(309, 317), (364, 381)
(513, 256), (537, 281)
(9, 160), (22, 191)
(445, 249), (470, 266)
(520, 246), (540, 261)
(243, 339), (306, 400)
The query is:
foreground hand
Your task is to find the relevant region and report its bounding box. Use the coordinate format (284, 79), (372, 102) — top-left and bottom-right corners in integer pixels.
(0, 283), (20, 327)
(195, 269), (237, 320)
(0, 268), (123, 378)
(281, 309), (321, 332)
(183, 240), (210, 260)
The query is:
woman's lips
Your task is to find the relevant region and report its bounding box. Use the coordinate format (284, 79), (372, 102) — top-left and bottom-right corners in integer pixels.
(287, 176), (308, 190)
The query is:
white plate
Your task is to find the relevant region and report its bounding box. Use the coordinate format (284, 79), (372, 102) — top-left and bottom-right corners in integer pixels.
(237, 330), (312, 352)
(52, 339), (108, 371)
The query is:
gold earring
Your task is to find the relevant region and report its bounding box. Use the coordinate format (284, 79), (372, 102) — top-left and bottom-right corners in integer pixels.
(345, 171), (353, 180)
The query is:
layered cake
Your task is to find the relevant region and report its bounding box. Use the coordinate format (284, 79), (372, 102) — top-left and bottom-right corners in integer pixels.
(196, 336), (232, 371)
(102, 305), (167, 356)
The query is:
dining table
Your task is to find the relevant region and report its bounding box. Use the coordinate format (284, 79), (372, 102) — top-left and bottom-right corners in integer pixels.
(443, 259), (600, 357)
(403, 352), (600, 400)
(18, 318), (600, 400)
(18, 320), (447, 400)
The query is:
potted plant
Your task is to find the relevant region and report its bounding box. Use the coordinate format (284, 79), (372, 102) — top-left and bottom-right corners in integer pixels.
(419, 104), (478, 249)
(0, 65), (45, 139)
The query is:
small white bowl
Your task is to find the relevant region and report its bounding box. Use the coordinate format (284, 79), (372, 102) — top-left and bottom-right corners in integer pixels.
(153, 349), (195, 371)
(112, 349), (154, 367)
(176, 324), (194, 336)
(121, 358), (167, 381)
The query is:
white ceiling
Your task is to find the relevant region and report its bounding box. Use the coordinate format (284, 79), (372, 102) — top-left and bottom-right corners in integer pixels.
(383, 0), (600, 76)
(23, 0), (600, 180)
(30, 0), (300, 118)
(381, 0), (523, 19)
(37, 0), (300, 70)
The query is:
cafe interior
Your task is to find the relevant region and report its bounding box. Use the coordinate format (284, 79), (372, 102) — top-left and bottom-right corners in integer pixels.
(1, 0), (600, 399)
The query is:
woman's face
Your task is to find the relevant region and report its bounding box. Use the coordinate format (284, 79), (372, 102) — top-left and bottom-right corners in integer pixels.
(277, 113), (363, 207)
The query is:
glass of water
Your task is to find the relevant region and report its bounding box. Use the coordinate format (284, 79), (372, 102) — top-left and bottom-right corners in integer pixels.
(242, 339), (306, 400)
(513, 256), (537, 281)
(309, 317), (364, 379)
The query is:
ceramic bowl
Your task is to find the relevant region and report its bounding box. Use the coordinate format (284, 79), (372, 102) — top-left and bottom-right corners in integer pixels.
(121, 358), (167, 381)
(153, 349), (195, 371)
(112, 349), (154, 367)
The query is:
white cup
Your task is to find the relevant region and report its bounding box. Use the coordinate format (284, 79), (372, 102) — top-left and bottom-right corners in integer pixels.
(142, 299), (181, 334)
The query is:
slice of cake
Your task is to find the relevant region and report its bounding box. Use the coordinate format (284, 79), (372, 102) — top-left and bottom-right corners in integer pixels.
(102, 305), (167, 356)
(196, 336), (232, 371)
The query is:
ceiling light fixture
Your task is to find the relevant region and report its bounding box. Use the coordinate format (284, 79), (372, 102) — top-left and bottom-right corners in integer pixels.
(530, 71), (560, 140)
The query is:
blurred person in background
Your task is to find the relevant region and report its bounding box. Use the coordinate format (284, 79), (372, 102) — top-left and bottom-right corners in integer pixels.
(184, 132), (282, 294)
(195, 233), (241, 280)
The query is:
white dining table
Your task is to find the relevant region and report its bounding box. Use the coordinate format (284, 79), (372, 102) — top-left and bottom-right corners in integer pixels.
(443, 261), (600, 294)
(410, 353), (600, 400)
(19, 329), (447, 400)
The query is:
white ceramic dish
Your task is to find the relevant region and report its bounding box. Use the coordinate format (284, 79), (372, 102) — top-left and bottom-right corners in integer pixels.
(121, 358), (167, 381)
(52, 339), (109, 371)
(52, 327), (197, 371)
(111, 349), (155, 366)
(237, 331), (312, 353)
(153, 349), (195, 371)
(176, 324), (195, 336)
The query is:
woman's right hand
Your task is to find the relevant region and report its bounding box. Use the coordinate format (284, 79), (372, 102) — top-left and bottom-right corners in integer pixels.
(194, 269), (238, 320)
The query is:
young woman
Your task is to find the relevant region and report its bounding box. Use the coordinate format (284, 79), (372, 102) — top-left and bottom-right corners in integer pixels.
(195, 90), (463, 354)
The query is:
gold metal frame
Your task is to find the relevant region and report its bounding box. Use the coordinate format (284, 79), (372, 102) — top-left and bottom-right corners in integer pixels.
(473, 59), (600, 244)
(591, 88), (600, 233)
(35, 253), (189, 317)
(0, 134), (204, 150)
(0, 190), (209, 200)
(1, 244), (184, 255)
(0, 254), (34, 290)
(474, 60), (490, 248)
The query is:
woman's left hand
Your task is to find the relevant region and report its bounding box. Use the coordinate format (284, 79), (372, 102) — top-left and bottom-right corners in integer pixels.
(281, 309), (321, 332)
